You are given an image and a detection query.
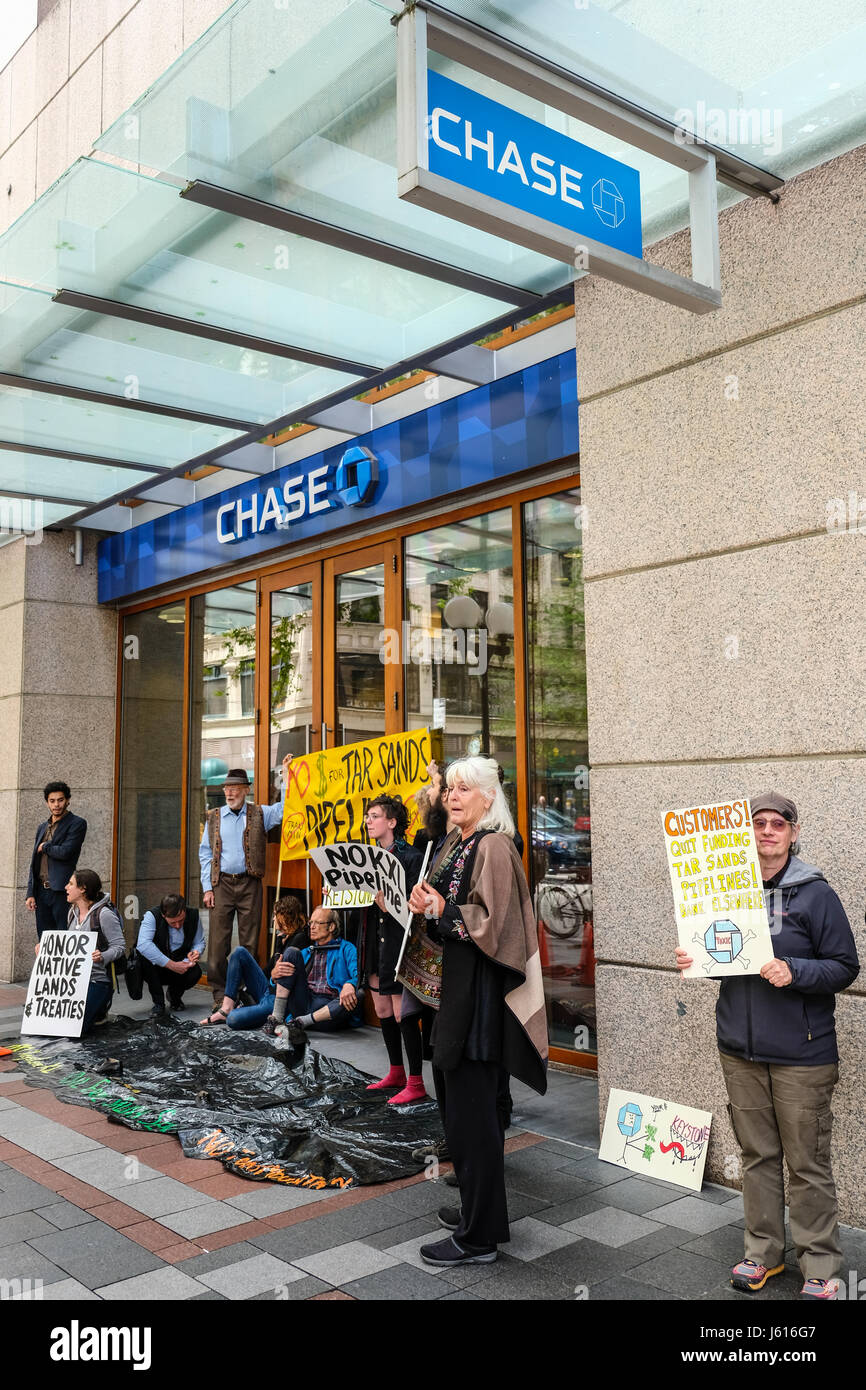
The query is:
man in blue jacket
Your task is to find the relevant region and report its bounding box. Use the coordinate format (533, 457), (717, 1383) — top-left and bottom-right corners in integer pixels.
(262, 905), (360, 1039)
(677, 791), (859, 1301)
(25, 781), (87, 938)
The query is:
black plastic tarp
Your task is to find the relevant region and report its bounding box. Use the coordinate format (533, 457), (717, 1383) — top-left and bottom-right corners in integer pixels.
(9, 1017), (444, 1190)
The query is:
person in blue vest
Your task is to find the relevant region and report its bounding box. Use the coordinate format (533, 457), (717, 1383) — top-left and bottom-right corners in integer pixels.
(25, 781), (87, 938)
(137, 893), (206, 1016)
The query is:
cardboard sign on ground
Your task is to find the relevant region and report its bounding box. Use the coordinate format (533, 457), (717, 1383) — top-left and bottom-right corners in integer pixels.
(600, 1087), (712, 1192)
(21, 931), (96, 1037)
(662, 798), (774, 977)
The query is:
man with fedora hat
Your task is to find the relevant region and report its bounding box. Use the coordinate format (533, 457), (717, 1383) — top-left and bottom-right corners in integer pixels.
(199, 755), (292, 1006)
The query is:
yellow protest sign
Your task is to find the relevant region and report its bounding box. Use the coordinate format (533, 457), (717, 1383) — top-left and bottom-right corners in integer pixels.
(280, 729), (433, 861)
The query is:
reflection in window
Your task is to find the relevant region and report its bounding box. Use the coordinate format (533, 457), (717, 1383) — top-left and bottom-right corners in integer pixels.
(404, 510), (517, 820)
(336, 564), (385, 745)
(117, 602), (185, 946)
(525, 491), (595, 1054)
(269, 582), (314, 803)
(187, 582), (257, 905)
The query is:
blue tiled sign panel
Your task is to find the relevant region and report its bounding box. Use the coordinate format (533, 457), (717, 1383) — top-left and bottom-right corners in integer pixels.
(427, 72), (643, 260)
(97, 352), (577, 603)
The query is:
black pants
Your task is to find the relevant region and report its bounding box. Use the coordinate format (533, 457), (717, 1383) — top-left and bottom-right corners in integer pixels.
(35, 885), (68, 939)
(433, 1058), (510, 1249)
(142, 959), (202, 1008)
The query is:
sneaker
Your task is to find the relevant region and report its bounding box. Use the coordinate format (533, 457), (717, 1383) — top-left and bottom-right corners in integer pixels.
(443, 1169), (460, 1188)
(730, 1259), (785, 1292)
(437, 1206), (461, 1231)
(801, 1277), (841, 1300)
(149, 1003), (165, 1018)
(419, 1235), (497, 1267)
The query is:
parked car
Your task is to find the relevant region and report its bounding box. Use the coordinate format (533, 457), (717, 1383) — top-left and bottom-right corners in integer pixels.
(531, 806), (591, 869)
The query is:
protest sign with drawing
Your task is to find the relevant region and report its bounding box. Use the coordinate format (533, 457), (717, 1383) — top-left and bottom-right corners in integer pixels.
(600, 1087), (712, 1192)
(311, 843), (411, 928)
(280, 729), (433, 863)
(662, 798), (774, 977)
(21, 931), (96, 1037)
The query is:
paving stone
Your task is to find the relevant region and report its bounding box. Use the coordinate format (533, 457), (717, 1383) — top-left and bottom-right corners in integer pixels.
(469, 1260), (574, 1301)
(529, 1237), (645, 1287)
(224, 1186), (329, 1217)
(0, 1210), (58, 1244)
(538, 1138), (590, 1159)
(0, 1172), (65, 1217)
(153, 1203), (252, 1239)
(0, 1240), (71, 1286)
(28, 1222), (164, 1286)
(8, 1276), (102, 1300)
(627, 1247), (736, 1298)
(51, 1148), (161, 1189)
(643, 1196), (741, 1235)
(247, 1276), (331, 1300)
(364, 1215), (439, 1250)
(681, 1224), (750, 1265)
(506, 1216), (582, 1262)
(0, 1110), (101, 1160)
(596, 1175), (685, 1215)
(0, 1097), (19, 1111)
(292, 1240), (400, 1286)
(695, 1184), (742, 1206)
(176, 1241), (266, 1278)
(529, 1193), (613, 1227)
(342, 1262), (449, 1300)
(191, 1290), (228, 1300)
(559, 1156), (631, 1188)
(502, 1167), (600, 1206)
(562, 1206), (665, 1249)
(197, 1252), (308, 1299)
(95, 1267), (204, 1300)
(387, 1182), (453, 1216)
(608, 1224), (698, 1270)
(722, 1193), (745, 1216)
(102, 1177), (215, 1220)
(438, 1288), (483, 1300)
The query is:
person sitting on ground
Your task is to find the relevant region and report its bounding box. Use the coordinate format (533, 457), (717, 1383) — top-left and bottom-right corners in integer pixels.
(137, 892), (205, 1017)
(262, 905), (360, 1040)
(49, 869), (125, 1034)
(199, 894), (310, 1030)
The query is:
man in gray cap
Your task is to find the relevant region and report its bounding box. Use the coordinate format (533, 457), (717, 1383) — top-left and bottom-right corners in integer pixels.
(198, 755), (291, 1009)
(677, 790), (859, 1300)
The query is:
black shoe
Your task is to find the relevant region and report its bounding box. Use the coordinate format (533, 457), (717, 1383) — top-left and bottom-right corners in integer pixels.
(443, 1170), (460, 1188)
(261, 1015), (281, 1036)
(168, 996), (185, 1012)
(419, 1236), (497, 1267)
(149, 1003), (165, 1018)
(437, 1206), (461, 1231)
(285, 1020), (307, 1047)
(93, 1012), (111, 1027)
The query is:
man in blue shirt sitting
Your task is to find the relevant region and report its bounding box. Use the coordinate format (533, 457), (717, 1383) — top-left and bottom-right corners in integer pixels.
(137, 893), (206, 1016)
(263, 905), (360, 1040)
(198, 756), (290, 1007)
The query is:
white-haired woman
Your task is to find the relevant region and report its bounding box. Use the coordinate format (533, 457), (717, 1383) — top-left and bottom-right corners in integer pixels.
(406, 756), (548, 1268)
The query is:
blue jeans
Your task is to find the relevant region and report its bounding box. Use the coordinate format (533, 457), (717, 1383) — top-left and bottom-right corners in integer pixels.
(82, 980), (113, 1035)
(224, 947), (310, 1030)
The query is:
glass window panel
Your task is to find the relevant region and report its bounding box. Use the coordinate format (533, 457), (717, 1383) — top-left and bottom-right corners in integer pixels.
(0, 281), (358, 426)
(0, 157), (514, 379)
(404, 509), (517, 820)
(0, 496), (81, 532)
(117, 602), (186, 948)
(187, 581), (258, 909)
(269, 582), (315, 803)
(525, 489), (594, 1054)
(335, 563), (385, 745)
(92, 0), (569, 295)
(0, 380), (243, 469)
(0, 448), (156, 504)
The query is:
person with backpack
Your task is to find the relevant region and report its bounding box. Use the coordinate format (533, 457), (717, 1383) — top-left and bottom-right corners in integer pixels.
(137, 893), (205, 1017)
(60, 869), (125, 1033)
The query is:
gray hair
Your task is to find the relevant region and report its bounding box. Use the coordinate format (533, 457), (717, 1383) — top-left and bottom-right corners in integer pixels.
(445, 757), (515, 837)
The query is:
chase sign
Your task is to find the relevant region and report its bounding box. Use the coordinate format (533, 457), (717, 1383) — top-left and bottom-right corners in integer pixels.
(427, 71), (642, 259)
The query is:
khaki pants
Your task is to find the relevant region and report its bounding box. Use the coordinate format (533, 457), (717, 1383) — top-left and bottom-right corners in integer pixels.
(719, 1050), (841, 1281)
(207, 874), (263, 1002)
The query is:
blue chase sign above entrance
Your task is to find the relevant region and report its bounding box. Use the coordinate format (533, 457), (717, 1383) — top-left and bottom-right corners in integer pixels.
(427, 71), (642, 260)
(97, 352), (577, 604)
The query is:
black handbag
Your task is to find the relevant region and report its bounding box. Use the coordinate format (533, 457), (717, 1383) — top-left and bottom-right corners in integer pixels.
(124, 946), (144, 1000)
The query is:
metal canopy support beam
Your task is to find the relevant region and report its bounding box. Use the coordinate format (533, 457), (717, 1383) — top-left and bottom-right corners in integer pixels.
(180, 180), (540, 309)
(73, 506), (133, 533)
(215, 442), (277, 476)
(426, 344), (496, 384)
(136, 479), (197, 506)
(0, 486), (94, 508)
(0, 438), (169, 474)
(396, 6), (723, 314)
(0, 372), (255, 432)
(52, 289), (381, 380)
(306, 402), (374, 434)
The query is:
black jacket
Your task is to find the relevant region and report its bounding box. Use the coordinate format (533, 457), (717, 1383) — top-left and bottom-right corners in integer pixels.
(361, 839), (422, 991)
(27, 812), (87, 896)
(716, 856), (859, 1066)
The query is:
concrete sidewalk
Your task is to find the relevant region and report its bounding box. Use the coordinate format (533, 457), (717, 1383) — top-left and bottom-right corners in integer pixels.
(1, 981), (863, 1301)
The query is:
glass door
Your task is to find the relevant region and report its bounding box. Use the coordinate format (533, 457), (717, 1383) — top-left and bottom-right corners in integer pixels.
(324, 543), (402, 750)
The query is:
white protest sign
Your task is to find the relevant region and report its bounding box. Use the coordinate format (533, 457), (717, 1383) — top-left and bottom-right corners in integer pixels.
(322, 885), (375, 910)
(311, 842), (410, 928)
(662, 798), (774, 977)
(21, 931), (96, 1037)
(599, 1088), (712, 1192)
